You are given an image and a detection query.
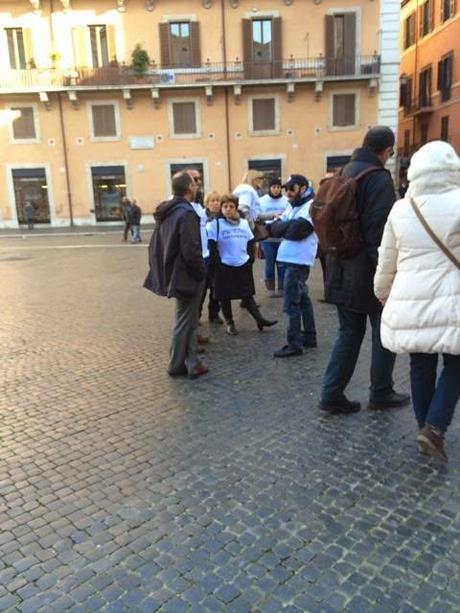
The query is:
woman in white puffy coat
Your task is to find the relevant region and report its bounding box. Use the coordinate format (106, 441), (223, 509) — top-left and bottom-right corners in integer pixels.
(374, 141), (460, 462)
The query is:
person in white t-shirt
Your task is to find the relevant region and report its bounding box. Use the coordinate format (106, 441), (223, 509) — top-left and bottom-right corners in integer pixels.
(258, 177), (289, 296)
(267, 174), (318, 358)
(207, 194), (277, 336)
(233, 170), (264, 225)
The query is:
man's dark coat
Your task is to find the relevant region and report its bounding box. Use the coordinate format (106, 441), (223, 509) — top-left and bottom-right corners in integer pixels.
(144, 196), (205, 299)
(325, 147), (396, 313)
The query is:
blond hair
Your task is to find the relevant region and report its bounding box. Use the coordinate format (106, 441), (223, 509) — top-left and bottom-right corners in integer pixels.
(241, 169), (264, 188)
(204, 190), (220, 207)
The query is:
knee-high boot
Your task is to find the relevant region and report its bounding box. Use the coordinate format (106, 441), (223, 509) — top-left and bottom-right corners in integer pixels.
(245, 298), (278, 331)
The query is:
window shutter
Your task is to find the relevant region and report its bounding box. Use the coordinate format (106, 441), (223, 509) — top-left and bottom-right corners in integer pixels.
(159, 23), (171, 68)
(325, 15), (334, 75)
(72, 26), (88, 67)
(106, 24), (116, 63)
(437, 60), (442, 90)
(441, 1), (444, 22)
(450, 0), (456, 17)
(190, 22), (201, 68)
(344, 94), (355, 125)
(343, 13), (356, 74)
(173, 102), (196, 134)
(22, 28), (34, 67)
(333, 95), (344, 126)
(399, 82), (407, 107)
(242, 19), (252, 78)
(419, 6), (424, 36)
(429, 0), (434, 30)
(92, 105), (116, 137)
(253, 99), (275, 131)
(272, 17), (282, 78)
(409, 14), (415, 45)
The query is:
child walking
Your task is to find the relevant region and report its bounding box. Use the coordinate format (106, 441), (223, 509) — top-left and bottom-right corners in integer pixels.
(207, 194), (277, 336)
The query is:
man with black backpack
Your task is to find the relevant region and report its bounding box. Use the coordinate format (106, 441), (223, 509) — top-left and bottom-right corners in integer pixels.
(316, 126), (410, 414)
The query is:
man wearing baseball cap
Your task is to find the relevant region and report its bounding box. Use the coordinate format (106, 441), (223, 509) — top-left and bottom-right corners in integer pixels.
(267, 174), (318, 357)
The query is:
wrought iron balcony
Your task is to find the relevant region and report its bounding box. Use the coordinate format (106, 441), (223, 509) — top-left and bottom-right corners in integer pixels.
(0, 56), (380, 92)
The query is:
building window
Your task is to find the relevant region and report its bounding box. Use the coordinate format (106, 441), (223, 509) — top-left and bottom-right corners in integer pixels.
(170, 101), (199, 137)
(404, 13), (416, 49)
(91, 104), (119, 140)
(403, 130), (411, 157)
(252, 19), (273, 63)
(419, 67), (432, 107)
(251, 98), (277, 134)
(332, 93), (356, 128)
(5, 27), (33, 69)
(91, 165), (126, 222)
(400, 76), (413, 113)
(441, 116), (449, 141)
(10, 107), (37, 141)
(12, 168), (50, 224)
(438, 52), (453, 102)
(89, 25), (109, 67)
(441, 0), (456, 22)
(325, 13), (356, 76)
(169, 22), (192, 67)
(420, 0), (434, 37)
(72, 25), (116, 67)
(159, 22), (200, 68)
(420, 123), (429, 145)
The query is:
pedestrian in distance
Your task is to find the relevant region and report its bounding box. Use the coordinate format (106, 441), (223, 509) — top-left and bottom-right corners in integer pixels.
(318, 126), (410, 414)
(258, 177), (289, 297)
(129, 199), (142, 243)
(267, 174), (318, 358)
(374, 141), (460, 462)
(143, 171), (208, 380)
(207, 194), (277, 336)
(121, 196), (132, 241)
(24, 201), (36, 230)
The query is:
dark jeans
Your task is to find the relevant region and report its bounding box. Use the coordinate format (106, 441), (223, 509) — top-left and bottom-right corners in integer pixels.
(321, 307), (395, 402)
(123, 222), (131, 241)
(283, 264), (316, 349)
(261, 240), (285, 285)
(410, 353), (460, 432)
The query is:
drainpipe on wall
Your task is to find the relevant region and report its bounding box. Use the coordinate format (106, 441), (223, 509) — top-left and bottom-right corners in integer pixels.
(221, 0), (232, 191)
(50, 0), (74, 226)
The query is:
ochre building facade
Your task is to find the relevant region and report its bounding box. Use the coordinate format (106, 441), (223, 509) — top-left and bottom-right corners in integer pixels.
(0, 0), (399, 227)
(399, 0), (460, 157)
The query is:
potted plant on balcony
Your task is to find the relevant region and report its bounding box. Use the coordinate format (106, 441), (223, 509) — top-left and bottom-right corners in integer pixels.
(50, 51), (61, 69)
(131, 43), (150, 81)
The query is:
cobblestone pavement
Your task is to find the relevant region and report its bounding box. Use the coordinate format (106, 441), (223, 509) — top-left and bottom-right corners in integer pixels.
(0, 233), (459, 613)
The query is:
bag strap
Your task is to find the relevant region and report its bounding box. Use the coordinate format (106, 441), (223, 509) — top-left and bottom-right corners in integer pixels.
(216, 217), (220, 241)
(410, 197), (460, 270)
(353, 166), (383, 182)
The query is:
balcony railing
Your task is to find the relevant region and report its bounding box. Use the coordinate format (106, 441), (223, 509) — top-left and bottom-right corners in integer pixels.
(0, 56), (380, 92)
(405, 96), (434, 116)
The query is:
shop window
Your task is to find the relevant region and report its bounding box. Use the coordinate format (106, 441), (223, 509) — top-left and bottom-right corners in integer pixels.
(12, 168), (50, 224)
(91, 165), (126, 222)
(248, 158), (282, 194)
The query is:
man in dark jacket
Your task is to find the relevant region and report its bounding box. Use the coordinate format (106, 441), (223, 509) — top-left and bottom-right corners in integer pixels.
(129, 199), (142, 243)
(320, 126), (410, 414)
(143, 172), (207, 379)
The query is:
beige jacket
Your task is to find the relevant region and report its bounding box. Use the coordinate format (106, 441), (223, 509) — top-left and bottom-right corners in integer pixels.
(374, 190), (460, 354)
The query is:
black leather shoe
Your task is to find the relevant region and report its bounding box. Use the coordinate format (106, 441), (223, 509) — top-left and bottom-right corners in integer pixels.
(273, 345), (303, 358)
(209, 315), (224, 324)
(319, 398), (361, 415)
(368, 391), (410, 410)
(226, 322), (238, 336)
